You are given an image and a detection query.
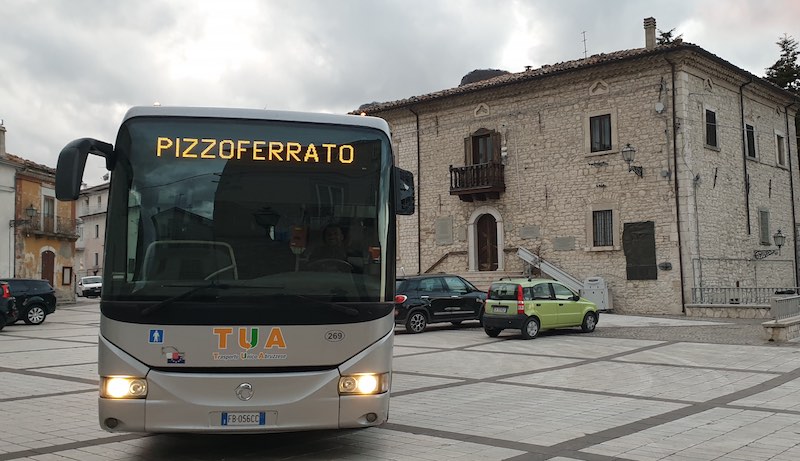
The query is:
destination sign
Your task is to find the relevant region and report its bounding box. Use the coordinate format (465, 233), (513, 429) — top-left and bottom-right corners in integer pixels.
(155, 137), (355, 164)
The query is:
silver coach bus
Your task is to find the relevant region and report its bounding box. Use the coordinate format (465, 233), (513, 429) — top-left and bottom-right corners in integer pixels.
(55, 106), (414, 433)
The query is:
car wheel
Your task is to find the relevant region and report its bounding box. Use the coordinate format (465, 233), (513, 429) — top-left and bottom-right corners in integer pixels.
(405, 311), (427, 334)
(521, 317), (540, 340)
(581, 312), (597, 333)
(0, 313), (6, 331)
(484, 327), (501, 337)
(24, 305), (47, 325)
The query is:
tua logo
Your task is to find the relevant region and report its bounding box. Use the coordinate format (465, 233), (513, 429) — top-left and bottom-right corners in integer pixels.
(213, 327), (287, 350)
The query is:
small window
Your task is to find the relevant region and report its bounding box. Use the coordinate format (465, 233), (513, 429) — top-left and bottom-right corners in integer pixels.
(746, 124), (756, 158)
(97, 196), (102, 206)
(94, 253), (99, 266)
(590, 114), (612, 152)
(759, 210), (771, 245)
(777, 134), (786, 167)
(95, 224), (100, 238)
(705, 109), (718, 147)
(593, 210), (614, 247)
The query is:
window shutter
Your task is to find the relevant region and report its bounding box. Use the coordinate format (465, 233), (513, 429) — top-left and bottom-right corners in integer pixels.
(491, 131), (502, 163)
(464, 136), (472, 165)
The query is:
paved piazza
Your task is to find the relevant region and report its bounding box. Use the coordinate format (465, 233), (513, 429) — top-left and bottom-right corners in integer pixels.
(2, 301), (800, 460)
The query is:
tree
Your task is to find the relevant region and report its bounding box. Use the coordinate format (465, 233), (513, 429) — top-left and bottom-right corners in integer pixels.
(657, 28), (683, 45)
(765, 34), (800, 95)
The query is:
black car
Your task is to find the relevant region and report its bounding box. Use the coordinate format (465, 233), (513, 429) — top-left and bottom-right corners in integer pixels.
(395, 274), (487, 333)
(0, 279), (57, 325)
(0, 281), (18, 331)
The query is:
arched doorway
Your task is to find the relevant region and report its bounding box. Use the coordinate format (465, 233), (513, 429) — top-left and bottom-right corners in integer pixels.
(476, 214), (498, 271)
(41, 250), (55, 286)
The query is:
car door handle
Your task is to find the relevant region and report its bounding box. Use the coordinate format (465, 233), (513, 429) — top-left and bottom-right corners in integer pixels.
(420, 295), (429, 299)
(558, 303), (565, 306)
(535, 303), (541, 306)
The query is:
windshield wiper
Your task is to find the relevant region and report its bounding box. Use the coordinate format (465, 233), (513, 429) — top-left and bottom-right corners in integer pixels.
(268, 294), (360, 317)
(141, 282), (233, 316)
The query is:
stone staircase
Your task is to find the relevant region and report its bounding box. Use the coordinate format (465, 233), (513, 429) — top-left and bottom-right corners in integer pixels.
(455, 270), (523, 292)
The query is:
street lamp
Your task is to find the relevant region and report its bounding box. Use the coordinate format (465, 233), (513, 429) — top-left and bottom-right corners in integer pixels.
(754, 229), (787, 259)
(9, 204), (37, 227)
(621, 143), (643, 178)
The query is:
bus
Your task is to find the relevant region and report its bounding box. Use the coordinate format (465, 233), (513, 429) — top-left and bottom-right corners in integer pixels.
(55, 106), (414, 433)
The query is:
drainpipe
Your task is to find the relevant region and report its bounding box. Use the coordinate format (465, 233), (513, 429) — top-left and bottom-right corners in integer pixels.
(666, 57), (687, 312)
(408, 107), (421, 275)
(785, 102), (799, 287)
(739, 78), (753, 235)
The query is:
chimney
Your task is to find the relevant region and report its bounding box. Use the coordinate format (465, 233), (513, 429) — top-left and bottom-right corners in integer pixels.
(0, 122), (6, 156)
(644, 17), (656, 50)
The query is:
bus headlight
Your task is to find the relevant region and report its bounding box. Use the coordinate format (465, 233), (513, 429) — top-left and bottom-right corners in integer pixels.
(101, 376), (148, 399)
(338, 373), (389, 395)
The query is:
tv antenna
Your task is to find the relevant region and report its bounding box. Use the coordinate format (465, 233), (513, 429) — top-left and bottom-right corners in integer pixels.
(582, 31), (588, 58)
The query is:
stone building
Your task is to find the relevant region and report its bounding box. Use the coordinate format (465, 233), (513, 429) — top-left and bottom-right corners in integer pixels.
(358, 18), (800, 314)
(76, 182), (109, 279)
(5, 153), (79, 303)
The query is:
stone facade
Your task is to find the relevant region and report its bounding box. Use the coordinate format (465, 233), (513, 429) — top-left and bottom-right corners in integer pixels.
(76, 183), (109, 279)
(363, 43), (799, 314)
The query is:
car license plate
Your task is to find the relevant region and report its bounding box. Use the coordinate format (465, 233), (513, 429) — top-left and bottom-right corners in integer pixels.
(493, 305), (508, 313)
(221, 412), (266, 426)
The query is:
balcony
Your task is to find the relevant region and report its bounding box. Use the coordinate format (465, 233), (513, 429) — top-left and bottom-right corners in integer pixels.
(449, 162), (505, 201)
(25, 216), (80, 240)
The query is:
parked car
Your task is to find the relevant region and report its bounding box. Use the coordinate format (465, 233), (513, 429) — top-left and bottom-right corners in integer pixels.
(0, 281), (18, 331)
(395, 274), (487, 333)
(482, 278), (598, 339)
(76, 275), (102, 297)
(0, 279), (57, 325)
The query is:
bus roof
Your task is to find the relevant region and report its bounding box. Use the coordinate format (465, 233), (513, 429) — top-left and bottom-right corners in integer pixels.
(122, 106), (391, 136)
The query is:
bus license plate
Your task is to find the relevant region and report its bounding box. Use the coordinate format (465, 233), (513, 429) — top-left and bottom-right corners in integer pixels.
(493, 306), (508, 313)
(221, 412), (266, 426)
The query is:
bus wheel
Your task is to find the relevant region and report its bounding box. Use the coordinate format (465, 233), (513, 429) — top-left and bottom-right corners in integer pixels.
(405, 311), (427, 334)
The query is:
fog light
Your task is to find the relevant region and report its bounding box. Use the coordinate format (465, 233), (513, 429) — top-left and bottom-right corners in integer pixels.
(338, 373), (389, 395)
(105, 417), (119, 429)
(101, 377), (148, 399)
(366, 412), (378, 423)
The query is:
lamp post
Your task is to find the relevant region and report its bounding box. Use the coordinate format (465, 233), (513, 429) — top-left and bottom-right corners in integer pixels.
(753, 229), (787, 259)
(9, 204), (37, 227)
(621, 143), (643, 178)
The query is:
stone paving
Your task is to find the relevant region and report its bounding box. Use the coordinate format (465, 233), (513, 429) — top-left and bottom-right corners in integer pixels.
(2, 302), (800, 460)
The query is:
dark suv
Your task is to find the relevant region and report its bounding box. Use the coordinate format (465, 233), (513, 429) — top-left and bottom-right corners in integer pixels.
(0, 279), (56, 325)
(395, 274), (487, 333)
(0, 281), (18, 331)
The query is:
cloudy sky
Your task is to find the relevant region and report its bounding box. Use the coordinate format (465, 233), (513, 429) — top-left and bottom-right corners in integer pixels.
(1, 0), (797, 186)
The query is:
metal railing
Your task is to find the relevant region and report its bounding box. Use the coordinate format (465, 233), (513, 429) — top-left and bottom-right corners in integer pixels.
(26, 216), (80, 236)
(691, 287), (800, 305)
(771, 295), (800, 320)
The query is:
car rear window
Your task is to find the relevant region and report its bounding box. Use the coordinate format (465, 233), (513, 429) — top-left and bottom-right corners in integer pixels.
(489, 283), (520, 300)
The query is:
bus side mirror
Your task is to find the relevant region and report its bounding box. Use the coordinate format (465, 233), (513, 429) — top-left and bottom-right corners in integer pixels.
(55, 138), (114, 201)
(394, 167), (415, 215)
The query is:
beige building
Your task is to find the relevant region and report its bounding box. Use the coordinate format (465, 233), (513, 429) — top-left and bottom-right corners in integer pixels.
(76, 182), (109, 280)
(359, 19), (800, 314)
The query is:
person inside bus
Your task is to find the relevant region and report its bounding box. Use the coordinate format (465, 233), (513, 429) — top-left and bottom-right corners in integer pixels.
(307, 223), (355, 272)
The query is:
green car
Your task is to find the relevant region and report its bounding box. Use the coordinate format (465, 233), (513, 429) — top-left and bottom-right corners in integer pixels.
(482, 278), (598, 339)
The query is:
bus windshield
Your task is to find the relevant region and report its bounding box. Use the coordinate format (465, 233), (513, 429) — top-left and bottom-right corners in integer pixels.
(102, 116), (392, 324)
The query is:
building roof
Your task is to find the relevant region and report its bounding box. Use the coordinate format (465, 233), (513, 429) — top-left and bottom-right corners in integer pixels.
(355, 42), (800, 115)
(2, 153), (56, 176)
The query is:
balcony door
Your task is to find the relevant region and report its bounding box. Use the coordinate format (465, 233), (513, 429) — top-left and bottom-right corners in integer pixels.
(476, 214), (498, 271)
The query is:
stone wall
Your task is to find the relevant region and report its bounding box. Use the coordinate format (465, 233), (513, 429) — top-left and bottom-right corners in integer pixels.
(383, 49), (797, 315)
